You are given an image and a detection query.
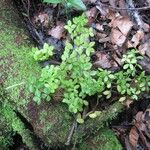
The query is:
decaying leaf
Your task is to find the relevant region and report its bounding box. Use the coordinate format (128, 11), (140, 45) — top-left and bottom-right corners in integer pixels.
(93, 51), (111, 68)
(111, 28), (126, 47)
(131, 30), (145, 48)
(111, 16), (133, 36)
(139, 41), (150, 58)
(34, 13), (50, 28)
(129, 126), (139, 149)
(48, 22), (65, 39)
(86, 7), (97, 24)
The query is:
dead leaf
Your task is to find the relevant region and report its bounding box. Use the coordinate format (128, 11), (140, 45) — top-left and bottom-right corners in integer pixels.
(139, 39), (150, 58)
(143, 23), (150, 32)
(48, 22), (65, 39)
(131, 30), (145, 47)
(34, 13), (50, 27)
(96, 1), (109, 16)
(111, 28), (126, 47)
(138, 59), (150, 74)
(111, 16), (133, 36)
(129, 126), (139, 149)
(95, 23), (104, 31)
(118, 0), (128, 16)
(99, 37), (110, 43)
(86, 7), (97, 24)
(139, 43), (148, 56)
(135, 111), (143, 122)
(93, 52), (111, 68)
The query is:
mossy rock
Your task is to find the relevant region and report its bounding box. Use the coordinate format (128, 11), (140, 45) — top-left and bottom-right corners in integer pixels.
(0, 0), (123, 149)
(79, 128), (123, 150)
(0, 102), (13, 149)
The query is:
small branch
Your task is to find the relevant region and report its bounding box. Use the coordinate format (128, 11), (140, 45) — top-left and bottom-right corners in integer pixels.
(65, 118), (77, 146)
(97, 2), (150, 11)
(5, 82), (25, 90)
(126, 0), (144, 28)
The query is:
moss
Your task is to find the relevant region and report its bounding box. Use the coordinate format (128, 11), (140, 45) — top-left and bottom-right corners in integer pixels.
(0, 87), (39, 150)
(0, 0), (40, 110)
(74, 102), (123, 143)
(0, 102), (13, 149)
(2, 104), (39, 150)
(79, 128), (122, 150)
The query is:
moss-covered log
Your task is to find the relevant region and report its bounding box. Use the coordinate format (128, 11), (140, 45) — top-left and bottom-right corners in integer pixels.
(0, 0), (123, 149)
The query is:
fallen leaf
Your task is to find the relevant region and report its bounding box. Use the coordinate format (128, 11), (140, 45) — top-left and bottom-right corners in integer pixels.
(131, 30), (145, 47)
(111, 16), (133, 36)
(34, 13), (50, 27)
(139, 41), (150, 56)
(93, 52), (111, 68)
(99, 37), (110, 43)
(95, 23), (104, 31)
(142, 23), (150, 32)
(129, 126), (139, 149)
(111, 28), (126, 47)
(138, 59), (150, 74)
(86, 7), (97, 24)
(48, 22), (65, 39)
(96, 1), (109, 16)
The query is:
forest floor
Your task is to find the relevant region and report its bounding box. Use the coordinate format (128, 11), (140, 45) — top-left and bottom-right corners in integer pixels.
(1, 0), (150, 149)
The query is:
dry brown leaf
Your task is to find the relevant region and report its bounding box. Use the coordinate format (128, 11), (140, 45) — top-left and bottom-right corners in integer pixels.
(143, 23), (150, 32)
(93, 52), (111, 68)
(143, 108), (150, 121)
(139, 42), (150, 56)
(95, 23), (104, 31)
(99, 37), (110, 43)
(127, 41), (134, 48)
(96, 1), (109, 16)
(48, 22), (65, 39)
(34, 13), (50, 27)
(111, 28), (126, 47)
(86, 7), (97, 24)
(129, 126), (139, 149)
(111, 16), (133, 36)
(135, 112), (143, 123)
(131, 30), (145, 47)
(118, 0), (128, 16)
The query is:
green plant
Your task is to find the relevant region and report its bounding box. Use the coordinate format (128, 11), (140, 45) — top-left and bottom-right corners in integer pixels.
(32, 43), (54, 61)
(30, 14), (150, 121)
(117, 49), (150, 100)
(43, 0), (86, 10)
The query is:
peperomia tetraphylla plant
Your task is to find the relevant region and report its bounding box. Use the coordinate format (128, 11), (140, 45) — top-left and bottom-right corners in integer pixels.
(30, 14), (150, 123)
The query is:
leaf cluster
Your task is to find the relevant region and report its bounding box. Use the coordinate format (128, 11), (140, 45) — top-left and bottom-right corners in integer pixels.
(30, 15), (150, 120)
(32, 43), (54, 61)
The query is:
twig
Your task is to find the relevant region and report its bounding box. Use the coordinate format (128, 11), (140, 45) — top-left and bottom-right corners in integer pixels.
(22, 0), (44, 46)
(126, 0), (144, 28)
(5, 82), (25, 90)
(97, 1), (150, 11)
(65, 118), (77, 146)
